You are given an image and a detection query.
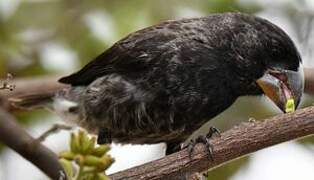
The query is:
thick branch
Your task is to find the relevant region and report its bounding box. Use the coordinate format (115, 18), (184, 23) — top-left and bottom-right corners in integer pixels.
(110, 106), (314, 180)
(0, 108), (65, 180)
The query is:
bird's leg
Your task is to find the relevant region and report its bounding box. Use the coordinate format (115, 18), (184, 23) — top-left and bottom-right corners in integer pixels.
(187, 136), (214, 160)
(97, 129), (112, 144)
(36, 124), (73, 142)
(166, 142), (181, 155)
(185, 126), (220, 160)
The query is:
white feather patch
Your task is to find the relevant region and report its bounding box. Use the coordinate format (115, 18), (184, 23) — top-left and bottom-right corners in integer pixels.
(53, 97), (79, 124)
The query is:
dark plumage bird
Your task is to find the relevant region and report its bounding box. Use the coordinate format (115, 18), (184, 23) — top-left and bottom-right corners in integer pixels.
(12, 12), (304, 155)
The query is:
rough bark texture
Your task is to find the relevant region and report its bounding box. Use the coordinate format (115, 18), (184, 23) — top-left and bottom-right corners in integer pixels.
(110, 106), (314, 180)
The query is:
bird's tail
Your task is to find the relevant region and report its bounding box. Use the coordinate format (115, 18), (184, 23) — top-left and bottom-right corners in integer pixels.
(9, 92), (55, 110)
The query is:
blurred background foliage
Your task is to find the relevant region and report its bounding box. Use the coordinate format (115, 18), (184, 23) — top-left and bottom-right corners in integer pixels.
(0, 0), (314, 179)
(0, 0), (260, 78)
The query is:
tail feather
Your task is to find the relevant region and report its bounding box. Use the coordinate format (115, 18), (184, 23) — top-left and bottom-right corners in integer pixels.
(9, 92), (55, 110)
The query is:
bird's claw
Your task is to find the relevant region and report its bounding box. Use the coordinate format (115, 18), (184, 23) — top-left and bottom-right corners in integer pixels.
(185, 126), (220, 160)
(207, 126), (220, 138)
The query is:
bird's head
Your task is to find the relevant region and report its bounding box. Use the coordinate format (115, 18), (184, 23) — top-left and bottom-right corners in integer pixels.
(225, 13), (304, 113)
(256, 63), (304, 113)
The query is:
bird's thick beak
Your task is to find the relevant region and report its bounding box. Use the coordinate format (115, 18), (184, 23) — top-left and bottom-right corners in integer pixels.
(256, 67), (304, 113)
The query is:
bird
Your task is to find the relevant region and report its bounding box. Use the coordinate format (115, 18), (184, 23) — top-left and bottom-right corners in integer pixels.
(11, 12), (304, 156)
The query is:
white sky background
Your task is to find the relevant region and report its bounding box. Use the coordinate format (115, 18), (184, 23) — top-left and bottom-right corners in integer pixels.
(0, 0), (314, 179)
(39, 42), (79, 72)
(232, 142), (314, 180)
(83, 11), (118, 45)
(0, 0), (19, 20)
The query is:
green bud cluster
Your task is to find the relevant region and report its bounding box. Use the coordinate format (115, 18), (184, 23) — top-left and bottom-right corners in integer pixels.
(59, 130), (114, 180)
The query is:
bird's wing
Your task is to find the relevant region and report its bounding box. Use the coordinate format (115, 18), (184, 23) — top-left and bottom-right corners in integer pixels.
(58, 26), (181, 86)
(58, 45), (147, 86)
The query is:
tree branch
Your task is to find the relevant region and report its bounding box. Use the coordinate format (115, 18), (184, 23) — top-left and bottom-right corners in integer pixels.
(110, 106), (314, 180)
(0, 108), (66, 180)
(0, 76), (68, 110)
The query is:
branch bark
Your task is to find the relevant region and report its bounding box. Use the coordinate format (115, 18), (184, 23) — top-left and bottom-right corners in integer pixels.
(110, 106), (314, 180)
(0, 108), (65, 180)
(0, 76), (68, 110)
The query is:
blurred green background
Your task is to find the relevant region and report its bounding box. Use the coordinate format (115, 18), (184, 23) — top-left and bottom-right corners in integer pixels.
(0, 0), (314, 180)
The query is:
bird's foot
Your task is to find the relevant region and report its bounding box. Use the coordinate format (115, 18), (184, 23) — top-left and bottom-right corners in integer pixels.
(185, 126), (220, 160)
